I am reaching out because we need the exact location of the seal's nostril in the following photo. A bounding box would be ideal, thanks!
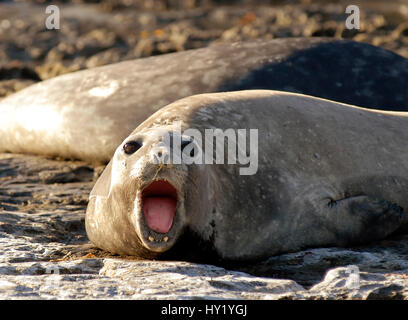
[157,151,162,158]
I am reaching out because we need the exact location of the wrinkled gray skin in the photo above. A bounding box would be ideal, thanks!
[86,90,408,261]
[1,38,408,163]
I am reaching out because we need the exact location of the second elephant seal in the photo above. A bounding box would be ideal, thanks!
[1,38,408,162]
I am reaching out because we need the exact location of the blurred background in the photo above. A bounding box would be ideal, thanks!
[0,0,407,98]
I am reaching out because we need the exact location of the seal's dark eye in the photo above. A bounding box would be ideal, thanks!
[181,138,195,157]
[123,141,142,155]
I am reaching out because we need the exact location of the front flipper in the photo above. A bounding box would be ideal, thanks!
[327,195,404,246]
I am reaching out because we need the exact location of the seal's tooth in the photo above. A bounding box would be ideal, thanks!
[148,236,154,242]
[163,236,169,242]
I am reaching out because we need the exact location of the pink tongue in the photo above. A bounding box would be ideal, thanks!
[143,197,176,233]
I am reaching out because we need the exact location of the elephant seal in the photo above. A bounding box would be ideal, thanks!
[85,90,408,261]
[1,38,408,162]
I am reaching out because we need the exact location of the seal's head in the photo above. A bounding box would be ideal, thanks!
[85,123,209,257]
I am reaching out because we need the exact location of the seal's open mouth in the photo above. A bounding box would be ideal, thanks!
[142,180,178,234]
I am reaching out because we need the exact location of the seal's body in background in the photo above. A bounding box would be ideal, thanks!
[86,90,408,261]
[1,38,408,162]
